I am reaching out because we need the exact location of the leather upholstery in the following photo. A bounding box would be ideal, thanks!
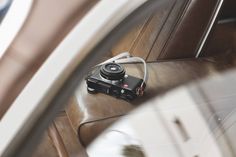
[66,52,236,146]
[0,0,225,118]
[0,0,97,118]
[149,0,223,59]
[201,0,236,57]
[219,0,236,20]
[201,21,236,57]
[111,0,223,61]
[0,0,234,155]
[147,0,223,60]
[32,111,88,157]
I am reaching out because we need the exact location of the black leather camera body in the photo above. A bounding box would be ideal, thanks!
[86,62,145,101]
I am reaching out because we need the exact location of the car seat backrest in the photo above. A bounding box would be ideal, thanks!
[111,0,224,61]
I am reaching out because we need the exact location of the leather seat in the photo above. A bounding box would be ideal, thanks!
[112,0,224,61]
[147,0,224,60]
[201,0,236,57]
[219,0,236,20]
[66,52,236,146]
[65,0,229,147]
[0,0,232,155]
[201,21,236,57]
[0,0,224,118]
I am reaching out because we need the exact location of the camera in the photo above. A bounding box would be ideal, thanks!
[86,62,145,101]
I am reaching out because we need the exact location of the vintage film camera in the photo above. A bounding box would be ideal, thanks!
[86,52,148,101]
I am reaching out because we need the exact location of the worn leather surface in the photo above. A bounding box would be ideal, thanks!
[32,112,88,157]
[111,0,223,61]
[0,0,234,156]
[66,53,236,146]
[200,0,236,57]
[201,21,236,57]
[111,0,177,60]
[0,0,97,119]
[148,0,222,60]
[0,0,228,119]
[219,0,236,20]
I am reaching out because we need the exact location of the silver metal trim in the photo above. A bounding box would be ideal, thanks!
[195,0,224,58]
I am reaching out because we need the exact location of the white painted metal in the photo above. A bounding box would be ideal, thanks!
[195,0,224,58]
[0,0,147,155]
[154,88,223,157]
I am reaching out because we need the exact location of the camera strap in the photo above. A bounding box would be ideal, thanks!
[97,52,130,66]
[97,52,148,95]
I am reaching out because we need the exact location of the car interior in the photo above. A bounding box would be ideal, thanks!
[0,0,236,156]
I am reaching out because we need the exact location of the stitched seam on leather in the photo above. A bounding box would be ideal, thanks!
[129,13,154,57]
[196,0,223,57]
[78,114,124,147]
[157,0,192,59]
[48,122,70,157]
[146,0,178,60]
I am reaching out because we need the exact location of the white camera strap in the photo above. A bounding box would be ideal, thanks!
[97,52,130,66]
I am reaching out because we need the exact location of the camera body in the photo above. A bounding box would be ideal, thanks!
[86,62,145,101]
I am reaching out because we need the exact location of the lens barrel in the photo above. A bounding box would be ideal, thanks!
[100,62,125,80]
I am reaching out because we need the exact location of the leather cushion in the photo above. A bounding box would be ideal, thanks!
[66,54,236,146]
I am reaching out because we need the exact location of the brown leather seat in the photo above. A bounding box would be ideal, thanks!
[0,0,224,118]
[201,21,236,57]
[32,111,89,157]
[219,0,236,20]
[65,0,228,147]
[147,0,224,60]
[0,0,233,155]
[201,0,236,57]
[112,0,223,61]
[66,52,236,146]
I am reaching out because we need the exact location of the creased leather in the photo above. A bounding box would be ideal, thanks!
[66,53,236,146]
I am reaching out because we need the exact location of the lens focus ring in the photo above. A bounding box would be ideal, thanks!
[100,62,125,80]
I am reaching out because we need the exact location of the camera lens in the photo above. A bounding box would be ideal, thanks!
[100,62,125,80]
